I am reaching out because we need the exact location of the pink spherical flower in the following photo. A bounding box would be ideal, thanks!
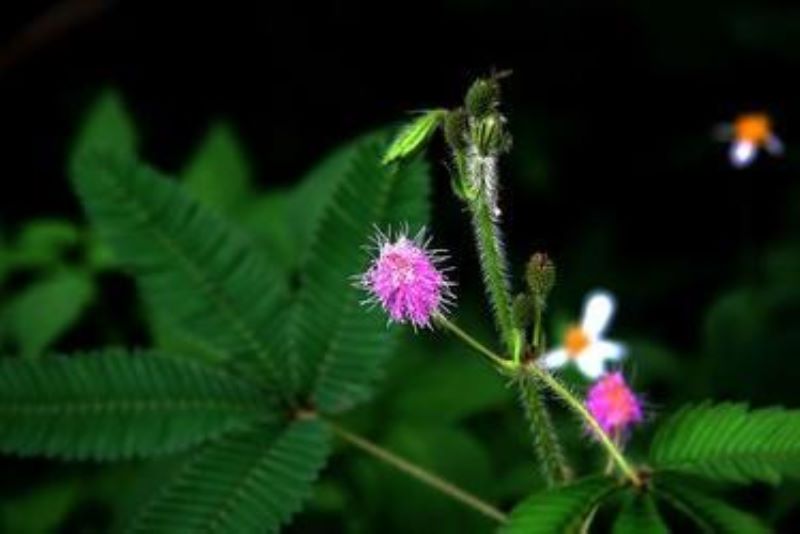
[585,372,643,436]
[359,228,453,329]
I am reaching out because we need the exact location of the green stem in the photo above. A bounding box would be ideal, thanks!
[329,422,508,524]
[434,314,508,369]
[469,197,517,353]
[436,319,642,487]
[516,374,571,486]
[532,303,543,349]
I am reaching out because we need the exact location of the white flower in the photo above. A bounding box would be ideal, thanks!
[540,290,626,380]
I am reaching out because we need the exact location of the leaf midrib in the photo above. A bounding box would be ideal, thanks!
[97,163,282,390]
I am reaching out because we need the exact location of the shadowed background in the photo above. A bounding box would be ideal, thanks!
[0,0,798,531]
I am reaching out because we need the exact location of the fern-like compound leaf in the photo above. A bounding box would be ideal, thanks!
[292,132,430,413]
[0,350,274,460]
[128,419,330,534]
[72,153,291,391]
[650,402,800,484]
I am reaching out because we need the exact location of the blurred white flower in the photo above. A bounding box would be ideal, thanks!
[715,113,783,168]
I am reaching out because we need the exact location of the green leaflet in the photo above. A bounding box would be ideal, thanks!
[501,476,619,534]
[181,122,253,215]
[72,153,291,389]
[0,351,274,460]
[654,474,771,533]
[10,219,82,269]
[649,402,800,484]
[69,88,138,178]
[612,494,669,534]
[382,109,446,165]
[4,270,94,358]
[292,132,430,413]
[128,419,331,534]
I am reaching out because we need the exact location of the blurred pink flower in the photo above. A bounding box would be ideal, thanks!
[359,228,453,328]
[586,372,643,435]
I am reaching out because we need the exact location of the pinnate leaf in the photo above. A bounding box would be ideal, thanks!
[128,419,330,533]
[0,350,274,460]
[650,402,800,484]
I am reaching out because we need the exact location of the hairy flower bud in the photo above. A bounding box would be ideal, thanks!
[465,78,501,119]
[526,252,556,303]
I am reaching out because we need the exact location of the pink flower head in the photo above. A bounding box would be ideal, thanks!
[586,372,643,435]
[359,228,453,328]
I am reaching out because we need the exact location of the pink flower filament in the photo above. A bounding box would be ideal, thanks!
[362,233,450,328]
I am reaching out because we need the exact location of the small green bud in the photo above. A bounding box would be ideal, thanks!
[512,293,533,329]
[465,78,500,118]
[526,252,556,303]
[472,113,509,156]
[444,108,469,152]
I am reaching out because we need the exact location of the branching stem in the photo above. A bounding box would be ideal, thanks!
[329,422,508,524]
[436,318,642,487]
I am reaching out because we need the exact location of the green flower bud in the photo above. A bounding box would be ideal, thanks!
[465,78,500,119]
[526,252,556,303]
[472,112,512,156]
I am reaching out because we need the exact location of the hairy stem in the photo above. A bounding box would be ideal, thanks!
[329,422,508,524]
[468,195,517,354]
[436,319,642,487]
[516,374,571,486]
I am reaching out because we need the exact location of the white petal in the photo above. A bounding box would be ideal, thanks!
[765,134,784,156]
[541,349,568,370]
[593,340,627,361]
[576,351,606,380]
[581,291,616,338]
[730,140,757,168]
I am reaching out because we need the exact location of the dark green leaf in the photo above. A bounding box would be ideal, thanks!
[650,402,800,484]
[72,153,290,388]
[11,219,81,268]
[182,123,253,214]
[655,474,771,533]
[128,419,331,533]
[4,270,94,358]
[501,476,619,534]
[612,494,669,534]
[0,351,273,460]
[69,88,137,178]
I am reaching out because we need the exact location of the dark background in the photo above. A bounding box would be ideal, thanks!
[0,0,799,531]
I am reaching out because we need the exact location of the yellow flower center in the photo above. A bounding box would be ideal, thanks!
[565,325,590,358]
[734,113,772,145]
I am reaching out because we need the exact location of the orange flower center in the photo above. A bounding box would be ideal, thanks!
[564,325,590,358]
[734,114,771,145]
